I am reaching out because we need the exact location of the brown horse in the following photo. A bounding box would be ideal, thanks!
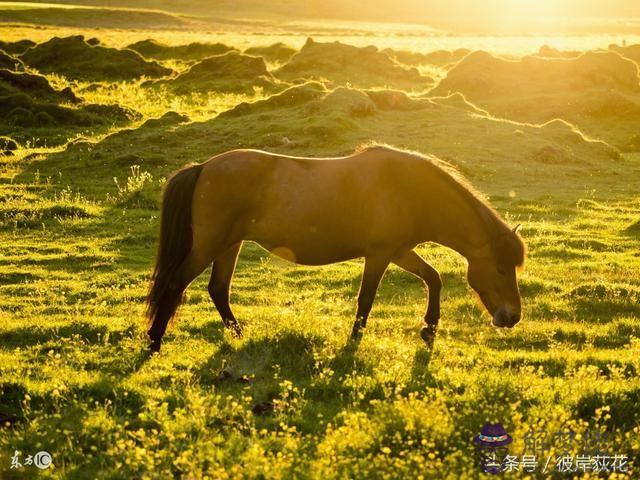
[146,145,525,352]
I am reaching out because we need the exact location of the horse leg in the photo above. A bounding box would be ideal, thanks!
[148,249,213,352]
[208,241,243,337]
[392,250,442,346]
[351,255,390,340]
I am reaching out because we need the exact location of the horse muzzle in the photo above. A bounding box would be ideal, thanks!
[492,307,521,328]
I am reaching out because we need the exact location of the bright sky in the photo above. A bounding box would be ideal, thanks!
[365,0,640,31]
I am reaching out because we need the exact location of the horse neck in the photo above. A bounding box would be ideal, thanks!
[428,191,497,261]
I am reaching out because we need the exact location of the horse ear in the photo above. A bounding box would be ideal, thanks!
[512,224,521,234]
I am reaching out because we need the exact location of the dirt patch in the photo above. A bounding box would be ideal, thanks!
[152,51,280,94]
[275,38,433,90]
[20,35,173,81]
[126,39,236,61]
[245,43,296,63]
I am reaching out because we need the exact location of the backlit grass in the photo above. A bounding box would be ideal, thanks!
[0,10,639,479]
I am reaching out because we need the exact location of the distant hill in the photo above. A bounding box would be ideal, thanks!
[7,0,640,33]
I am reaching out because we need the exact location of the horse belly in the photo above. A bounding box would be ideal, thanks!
[246,215,368,266]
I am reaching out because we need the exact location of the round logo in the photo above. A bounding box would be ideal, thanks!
[33,451,52,469]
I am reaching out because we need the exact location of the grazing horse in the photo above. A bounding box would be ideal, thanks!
[146,145,526,352]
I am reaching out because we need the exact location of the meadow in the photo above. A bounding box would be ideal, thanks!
[0,4,639,479]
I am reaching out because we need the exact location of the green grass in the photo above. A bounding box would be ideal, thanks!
[0,3,192,28]
[0,20,639,480]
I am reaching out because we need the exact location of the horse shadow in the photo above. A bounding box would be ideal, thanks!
[192,329,377,401]
[188,324,441,418]
[195,330,322,386]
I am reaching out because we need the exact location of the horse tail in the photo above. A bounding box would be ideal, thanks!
[146,163,203,333]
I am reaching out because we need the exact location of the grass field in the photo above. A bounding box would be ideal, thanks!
[0,3,639,479]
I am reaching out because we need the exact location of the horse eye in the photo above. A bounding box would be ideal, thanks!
[497,267,506,275]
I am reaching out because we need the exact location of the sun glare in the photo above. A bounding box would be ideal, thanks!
[477,0,569,31]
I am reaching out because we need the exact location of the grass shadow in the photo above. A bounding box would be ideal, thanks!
[0,322,136,349]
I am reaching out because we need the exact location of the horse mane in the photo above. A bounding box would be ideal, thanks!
[359,143,527,267]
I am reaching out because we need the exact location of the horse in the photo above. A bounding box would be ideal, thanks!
[145,145,526,352]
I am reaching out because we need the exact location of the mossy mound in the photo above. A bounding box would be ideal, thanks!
[367,89,429,110]
[0,50,25,71]
[153,51,280,94]
[126,39,236,61]
[384,48,470,67]
[226,83,428,119]
[0,135,17,150]
[430,50,640,150]
[140,111,190,128]
[222,82,327,117]
[561,89,640,119]
[425,92,488,115]
[20,35,173,81]
[538,119,620,161]
[306,87,377,118]
[536,45,581,59]
[432,50,640,98]
[0,69,139,145]
[0,39,35,55]
[624,219,640,236]
[77,81,618,193]
[245,43,296,63]
[275,38,433,90]
[0,94,138,129]
[608,44,640,66]
[0,135,18,155]
[0,69,78,104]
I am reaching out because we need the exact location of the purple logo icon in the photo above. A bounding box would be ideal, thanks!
[474,423,513,474]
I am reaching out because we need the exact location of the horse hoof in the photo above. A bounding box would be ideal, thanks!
[149,339,161,353]
[223,319,243,338]
[420,326,437,347]
[350,328,363,342]
[229,323,243,338]
[232,328,243,338]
